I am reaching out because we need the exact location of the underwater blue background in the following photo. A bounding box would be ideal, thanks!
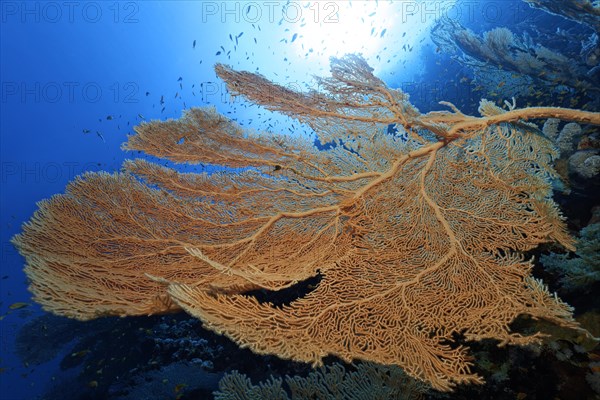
[2,1,598,399]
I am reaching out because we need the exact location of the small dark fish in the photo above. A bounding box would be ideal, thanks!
[138,114,145,119]
[177,77,182,81]
[380,29,386,38]
[216,51,221,55]
[291,33,298,42]
[160,95,164,104]
[237,32,244,38]
[229,34,233,41]
[179,83,182,89]
[71,350,90,358]
[145,91,150,96]
[161,107,165,113]
[82,129,91,134]
[96,131,105,142]
[368,12,375,17]
[106,115,113,120]
[9,302,29,310]
[174,383,187,394]
[174,92,178,98]
[192,39,196,49]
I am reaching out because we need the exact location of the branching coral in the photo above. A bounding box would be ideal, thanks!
[431,17,599,105]
[12,55,600,391]
[523,0,600,34]
[214,362,427,400]
[541,223,600,292]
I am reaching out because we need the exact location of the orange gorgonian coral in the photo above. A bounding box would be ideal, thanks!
[13,55,600,391]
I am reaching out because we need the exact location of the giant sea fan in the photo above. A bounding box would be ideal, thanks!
[13,55,600,391]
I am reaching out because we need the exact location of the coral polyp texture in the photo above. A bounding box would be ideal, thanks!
[13,55,600,391]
